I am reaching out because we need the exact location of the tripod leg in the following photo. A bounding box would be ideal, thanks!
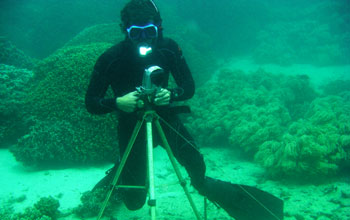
[146,120,157,220]
[154,119,202,220]
[97,119,144,220]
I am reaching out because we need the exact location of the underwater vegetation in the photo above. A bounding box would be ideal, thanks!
[0,196,60,220]
[0,64,34,146]
[10,42,119,166]
[187,68,350,181]
[73,188,114,218]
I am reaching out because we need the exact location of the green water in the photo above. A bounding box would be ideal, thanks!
[1,0,349,219]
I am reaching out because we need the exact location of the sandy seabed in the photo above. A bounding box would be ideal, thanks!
[0,147,232,220]
[221,58,350,87]
[1,145,350,220]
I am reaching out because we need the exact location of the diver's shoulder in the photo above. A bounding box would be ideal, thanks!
[94,41,129,69]
[158,37,183,57]
[158,37,182,56]
[159,37,180,49]
[100,40,129,58]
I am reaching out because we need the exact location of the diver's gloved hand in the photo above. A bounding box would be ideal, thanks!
[116,91,140,113]
[154,88,171,106]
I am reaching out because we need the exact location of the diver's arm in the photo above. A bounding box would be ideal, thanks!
[85,69,118,115]
[167,40,195,102]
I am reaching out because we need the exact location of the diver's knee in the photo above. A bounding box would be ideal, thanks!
[190,176,206,195]
[123,189,147,210]
[124,200,145,210]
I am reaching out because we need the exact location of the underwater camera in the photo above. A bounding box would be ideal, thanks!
[136,65,164,108]
[136,65,190,114]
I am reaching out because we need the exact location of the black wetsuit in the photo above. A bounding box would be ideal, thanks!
[85,37,206,210]
[85,37,284,220]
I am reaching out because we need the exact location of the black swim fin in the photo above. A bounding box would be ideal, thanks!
[92,165,118,192]
[202,177,284,220]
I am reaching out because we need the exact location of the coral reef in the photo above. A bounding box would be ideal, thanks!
[255,95,349,180]
[12,120,110,166]
[64,23,124,47]
[187,68,350,180]
[0,203,13,220]
[274,94,347,179]
[10,43,119,166]
[73,188,114,218]
[0,38,36,69]
[0,64,34,147]
[186,69,314,149]
[0,196,60,220]
[321,79,350,97]
[33,197,60,219]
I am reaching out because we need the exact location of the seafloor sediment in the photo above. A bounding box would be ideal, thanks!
[1,147,349,220]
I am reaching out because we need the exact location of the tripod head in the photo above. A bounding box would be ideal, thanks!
[136,65,191,114]
[138,65,163,94]
[136,65,164,110]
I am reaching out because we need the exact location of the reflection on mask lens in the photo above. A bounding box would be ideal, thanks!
[144,26,157,38]
[129,28,142,39]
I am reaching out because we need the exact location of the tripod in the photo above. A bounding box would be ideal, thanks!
[97,108,203,220]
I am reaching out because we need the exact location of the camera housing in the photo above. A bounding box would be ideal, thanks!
[136,66,164,109]
[138,65,164,95]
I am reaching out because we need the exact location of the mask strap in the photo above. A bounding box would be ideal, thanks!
[149,0,158,13]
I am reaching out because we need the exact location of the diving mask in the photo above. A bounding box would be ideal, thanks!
[127,24,158,41]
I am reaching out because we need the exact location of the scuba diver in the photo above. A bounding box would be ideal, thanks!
[85,0,284,219]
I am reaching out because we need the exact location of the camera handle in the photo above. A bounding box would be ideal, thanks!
[97,110,203,220]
